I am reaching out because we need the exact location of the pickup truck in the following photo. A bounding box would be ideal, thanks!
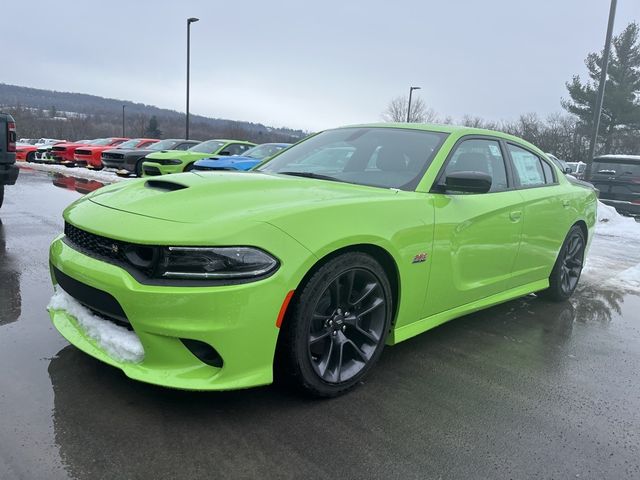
[0,113,19,209]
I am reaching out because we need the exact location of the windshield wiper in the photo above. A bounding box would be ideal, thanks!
[278,171,342,182]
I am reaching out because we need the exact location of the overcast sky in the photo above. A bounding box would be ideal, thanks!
[5,0,639,131]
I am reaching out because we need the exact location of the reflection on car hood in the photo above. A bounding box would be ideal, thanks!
[85,171,396,224]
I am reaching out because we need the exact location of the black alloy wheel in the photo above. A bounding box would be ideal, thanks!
[277,252,392,397]
[540,225,586,301]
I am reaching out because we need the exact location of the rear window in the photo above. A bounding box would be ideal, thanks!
[592,160,640,177]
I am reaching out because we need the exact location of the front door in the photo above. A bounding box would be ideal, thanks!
[423,137,523,317]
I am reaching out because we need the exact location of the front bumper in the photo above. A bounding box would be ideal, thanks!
[0,164,19,185]
[142,161,185,176]
[48,230,308,390]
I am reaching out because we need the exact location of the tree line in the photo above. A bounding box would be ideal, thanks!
[383,22,640,163]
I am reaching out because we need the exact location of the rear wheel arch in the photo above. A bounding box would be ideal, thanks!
[573,219,588,242]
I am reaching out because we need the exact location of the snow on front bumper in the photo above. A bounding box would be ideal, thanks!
[48,288,144,363]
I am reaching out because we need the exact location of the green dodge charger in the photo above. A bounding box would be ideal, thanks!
[141,139,256,176]
[48,124,597,397]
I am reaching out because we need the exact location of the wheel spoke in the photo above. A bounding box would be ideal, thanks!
[309,330,330,345]
[345,339,369,362]
[316,338,334,378]
[344,270,356,305]
[351,282,376,306]
[357,297,384,318]
[330,278,341,308]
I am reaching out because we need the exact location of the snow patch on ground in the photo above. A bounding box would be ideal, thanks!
[19,162,131,184]
[595,200,640,240]
[48,288,144,363]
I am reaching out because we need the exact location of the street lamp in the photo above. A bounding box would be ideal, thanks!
[122,105,126,137]
[186,17,200,140]
[407,86,421,123]
[584,0,617,181]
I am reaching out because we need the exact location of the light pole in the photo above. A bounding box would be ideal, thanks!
[585,0,617,181]
[406,86,421,123]
[122,105,126,137]
[186,17,199,140]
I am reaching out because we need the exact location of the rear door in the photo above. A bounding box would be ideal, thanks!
[505,143,574,288]
[423,137,524,317]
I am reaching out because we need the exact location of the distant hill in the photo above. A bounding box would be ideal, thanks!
[0,83,307,143]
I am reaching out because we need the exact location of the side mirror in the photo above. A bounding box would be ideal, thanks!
[444,171,492,193]
[564,167,572,174]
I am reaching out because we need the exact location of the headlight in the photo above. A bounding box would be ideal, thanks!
[157,247,278,279]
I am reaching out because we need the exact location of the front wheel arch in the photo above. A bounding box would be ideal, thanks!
[291,244,399,328]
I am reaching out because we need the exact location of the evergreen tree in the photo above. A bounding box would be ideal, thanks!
[145,115,162,137]
[562,22,640,153]
[49,105,57,118]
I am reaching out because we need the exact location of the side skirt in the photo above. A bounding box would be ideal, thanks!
[388,279,549,345]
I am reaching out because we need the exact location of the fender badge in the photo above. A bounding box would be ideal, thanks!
[412,252,428,263]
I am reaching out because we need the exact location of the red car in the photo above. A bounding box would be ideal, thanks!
[50,139,101,164]
[73,137,131,169]
[78,137,160,170]
[16,144,38,162]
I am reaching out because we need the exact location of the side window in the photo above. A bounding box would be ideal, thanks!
[443,138,508,192]
[540,160,555,184]
[176,143,192,150]
[508,144,545,187]
[220,144,247,156]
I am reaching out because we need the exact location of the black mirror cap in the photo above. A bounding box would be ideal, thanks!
[564,167,573,174]
[444,171,492,193]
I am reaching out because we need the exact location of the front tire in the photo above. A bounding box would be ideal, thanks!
[277,252,393,397]
[26,152,35,162]
[539,225,586,302]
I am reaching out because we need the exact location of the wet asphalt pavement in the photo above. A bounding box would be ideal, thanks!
[1,168,640,479]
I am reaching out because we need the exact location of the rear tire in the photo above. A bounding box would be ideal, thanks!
[276,252,393,397]
[538,225,586,302]
[26,152,35,163]
[0,185,4,209]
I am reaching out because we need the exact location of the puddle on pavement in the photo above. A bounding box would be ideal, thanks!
[51,173,107,194]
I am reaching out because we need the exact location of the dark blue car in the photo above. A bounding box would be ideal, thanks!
[193,143,291,171]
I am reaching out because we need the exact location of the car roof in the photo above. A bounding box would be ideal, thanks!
[336,123,545,154]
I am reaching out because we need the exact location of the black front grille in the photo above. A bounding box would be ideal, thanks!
[75,149,91,155]
[103,152,124,160]
[63,223,157,278]
[52,264,130,327]
[143,166,161,176]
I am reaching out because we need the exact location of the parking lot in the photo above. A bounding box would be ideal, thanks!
[0,168,638,479]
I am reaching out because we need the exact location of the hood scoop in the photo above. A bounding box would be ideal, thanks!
[145,180,189,192]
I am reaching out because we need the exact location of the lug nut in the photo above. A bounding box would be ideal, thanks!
[332,331,338,336]
[341,325,346,332]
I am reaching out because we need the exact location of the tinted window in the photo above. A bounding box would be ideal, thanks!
[258,127,447,190]
[189,140,224,154]
[541,160,555,183]
[175,143,193,151]
[443,139,508,192]
[221,144,251,156]
[508,144,545,187]
[592,160,640,177]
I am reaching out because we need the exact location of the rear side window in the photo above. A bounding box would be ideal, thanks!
[540,160,555,183]
[176,143,193,150]
[508,144,547,187]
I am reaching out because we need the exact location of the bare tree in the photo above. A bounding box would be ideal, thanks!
[382,95,438,123]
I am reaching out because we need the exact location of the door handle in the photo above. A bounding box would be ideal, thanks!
[509,210,522,222]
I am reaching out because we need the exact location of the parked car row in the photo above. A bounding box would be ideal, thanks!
[18,134,292,177]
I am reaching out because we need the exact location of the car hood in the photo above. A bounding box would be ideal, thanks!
[86,171,398,224]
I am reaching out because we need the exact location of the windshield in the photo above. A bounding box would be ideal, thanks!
[188,140,225,154]
[147,139,178,151]
[91,138,116,146]
[116,139,141,149]
[592,160,640,177]
[257,127,447,190]
[244,144,289,159]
